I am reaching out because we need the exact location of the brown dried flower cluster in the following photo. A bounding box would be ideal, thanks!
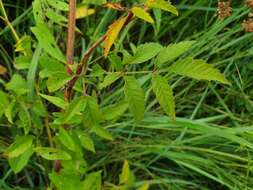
[217,1,232,19]
[246,0,253,9]
[242,0,253,32]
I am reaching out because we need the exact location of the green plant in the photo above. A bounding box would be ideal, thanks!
[0,0,232,189]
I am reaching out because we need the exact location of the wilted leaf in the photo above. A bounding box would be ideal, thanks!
[103,3,126,11]
[104,16,127,57]
[76,6,95,19]
[0,65,7,75]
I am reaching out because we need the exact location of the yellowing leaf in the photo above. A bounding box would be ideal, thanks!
[104,16,127,57]
[131,6,154,24]
[137,182,150,190]
[103,3,126,11]
[145,0,178,16]
[0,65,7,75]
[119,160,130,184]
[76,6,95,19]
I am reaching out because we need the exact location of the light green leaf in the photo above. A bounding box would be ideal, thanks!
[78,133,95,153]
[4,100,16,124]
[46,0,68,11]
[81,171,102,190]
[83,96,103,126]
[102,100,128,121]
[64,97,87,123]
[119,160,130,184]
[155,41,195,66]
[5,74,28,95]
[92,125,113,141]
[145,0,178,15]
[99,72,122,89]
[31,22,65,62]
[131,6,154,24]
[9,147,34,174]
[137,182,150,190]
[124,76,145,122]
[0,90,9,117]
[152,74,175,119]
[46,9,68,24]
[47,72,72,92]
[57,127,76,151]
[169,57,231,85]
[128,43,162,64]
[5,136,33,158]
[39,94,68,110]
[35,147,72,160]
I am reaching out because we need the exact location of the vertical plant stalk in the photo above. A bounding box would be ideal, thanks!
[66,0,76,75]
[0,0,19,42]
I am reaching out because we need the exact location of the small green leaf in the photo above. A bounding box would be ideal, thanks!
[64,97,87,123]
[9,147,34,174]
[35,147,72,160]
[57,127,76,151]
[131,6,154,24]
[46,0,69,11]
[5,74,28,95]
[169,57,231,85]
[99,72,122,89]
[39,94,68,110]
[78,133,95,153]
[124,76,145,122]
[0,90,9,117]
[47,72,72,92]
[83,96,103,126]
[81,171,102,190]
[155,41,195,66]
[46,9,68,24]
[102,100,128,121]
[120,160,130,184]
[4,100,16,124]
[152,74,175,119]
[137,182,150,190]
[128,43,162,64]
[31,22,65,62]
[92,125,114,141]
[146,0,178,15]
[5,136,33,158]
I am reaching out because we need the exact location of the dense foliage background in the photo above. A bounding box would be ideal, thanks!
[1,0,253,189]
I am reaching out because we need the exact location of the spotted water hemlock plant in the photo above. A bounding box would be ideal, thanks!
[0,0,230,189]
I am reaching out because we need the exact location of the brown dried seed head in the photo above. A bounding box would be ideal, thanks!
[242,19,253,32]
[217,1,232,19]
[246,0,253,9]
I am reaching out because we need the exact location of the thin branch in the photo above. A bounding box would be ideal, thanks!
[64,12,134,101]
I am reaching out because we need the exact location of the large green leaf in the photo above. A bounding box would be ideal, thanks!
[47,72,72,92]
[57,127,76,151]
[169,57,231,85]
[5,136,33,158]
[9,147,34,174]
[35,147,72,160]
[145,0,178,15]
[124,76,145,122]
[83,96,103,126]
[31,22,65,62]
[131,6,154,24]
[155,41,195,66]
[152,74,175,119]
[128,43,162,64]
[39,94,68,110]
[0,90,9,117]
[5,74,28,95]
[99,72,122,89]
